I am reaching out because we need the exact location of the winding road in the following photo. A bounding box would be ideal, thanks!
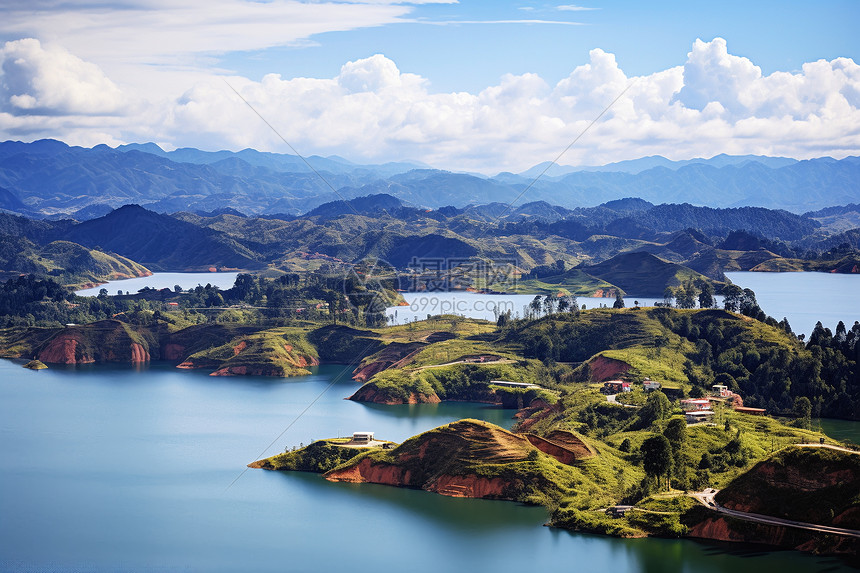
[689,444,860,541]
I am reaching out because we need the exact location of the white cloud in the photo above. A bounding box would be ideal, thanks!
[1,37,859,172]
[0,39,128,116]
[557,4,598,11]
[0,1,446,101]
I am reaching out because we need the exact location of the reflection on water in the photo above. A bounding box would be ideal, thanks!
[276,470,548,532]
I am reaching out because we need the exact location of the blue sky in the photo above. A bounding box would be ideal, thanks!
[223,1,857,92]
[0,1,857,172]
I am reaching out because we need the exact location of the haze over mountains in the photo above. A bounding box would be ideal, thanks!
[0,139,857,219]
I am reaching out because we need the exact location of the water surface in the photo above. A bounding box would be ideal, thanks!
[725,271,860,336]
[0,360,852,572]
[76,271,239,296]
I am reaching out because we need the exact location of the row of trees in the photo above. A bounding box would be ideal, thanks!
[0,271,396,329]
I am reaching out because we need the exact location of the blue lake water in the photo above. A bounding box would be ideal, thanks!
[725,271,860,336]
[75,272,239,296]
[387,272,860,337]
[0,359,853,572]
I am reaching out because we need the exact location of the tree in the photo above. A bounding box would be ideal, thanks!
[543,294,556,316]
[638,391,671,426]
[793,396,812,429]
[566,294,579,314]
[722,283,743,312]
[696,280,714,309]
[662,287,675,307]
[739,288,760,317]
[663,417,687,452]
[642,434,673,491]
[675,281,697,309]
[535,335,555,363]
[529,295,542,318]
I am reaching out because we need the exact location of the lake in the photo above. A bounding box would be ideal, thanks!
[725,271,860,336]
[0,359,852,572]
[76,271,860,338]
[75,272,239,297]
[387,292,671,325]
[388,272,860,337]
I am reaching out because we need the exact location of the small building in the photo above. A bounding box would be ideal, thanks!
[602,380,631,394]
[642,379,661,391]
[681,399,711,412]
[606,505,634,518]
[685,410,715,424]
[712,384,733,398]
[733,406,766,416]
[352,431,374,443]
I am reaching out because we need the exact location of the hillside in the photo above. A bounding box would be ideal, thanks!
[61,205,263,271]
[715,447,860,529]
[266,419,584,506]
[0,237,151,287]
[577,252,712,296]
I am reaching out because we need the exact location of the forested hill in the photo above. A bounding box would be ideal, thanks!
[0,139,857,217]
[1,198,858,292]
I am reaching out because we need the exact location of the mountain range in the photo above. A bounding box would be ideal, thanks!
[0,139,857,218]
[2,194,858,295]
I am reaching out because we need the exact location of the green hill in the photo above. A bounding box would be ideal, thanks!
[62,204,263,271]
[578,251,715,296]
[0,236,151,288]
[715,446,860,529]
[512,268,616,296]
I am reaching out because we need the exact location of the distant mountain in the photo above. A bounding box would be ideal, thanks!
[0,140,857,217]
[600,197,654,212]
[116,142,429,177]
[0,185,29,214]
[606,204,819,241]
[517,153,799,178]
[307,193,405,218]
[61,204,263,271]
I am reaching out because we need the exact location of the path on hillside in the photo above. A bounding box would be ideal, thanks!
[689,489,860,539]
[605,394,639,408]
[412,358,516,371]
[793,443,860,455]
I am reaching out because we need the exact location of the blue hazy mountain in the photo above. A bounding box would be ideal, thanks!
[0,139,856,218]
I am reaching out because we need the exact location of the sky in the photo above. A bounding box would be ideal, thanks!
[0,0,858,173]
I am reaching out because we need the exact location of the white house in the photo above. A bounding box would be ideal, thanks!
[352,432,374,443]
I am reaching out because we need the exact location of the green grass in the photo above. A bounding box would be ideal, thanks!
[257,439,367,473]
[511,268,616,296]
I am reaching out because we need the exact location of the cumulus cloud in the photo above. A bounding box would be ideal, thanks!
[1,37,859,172]
[0,39,128,116]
